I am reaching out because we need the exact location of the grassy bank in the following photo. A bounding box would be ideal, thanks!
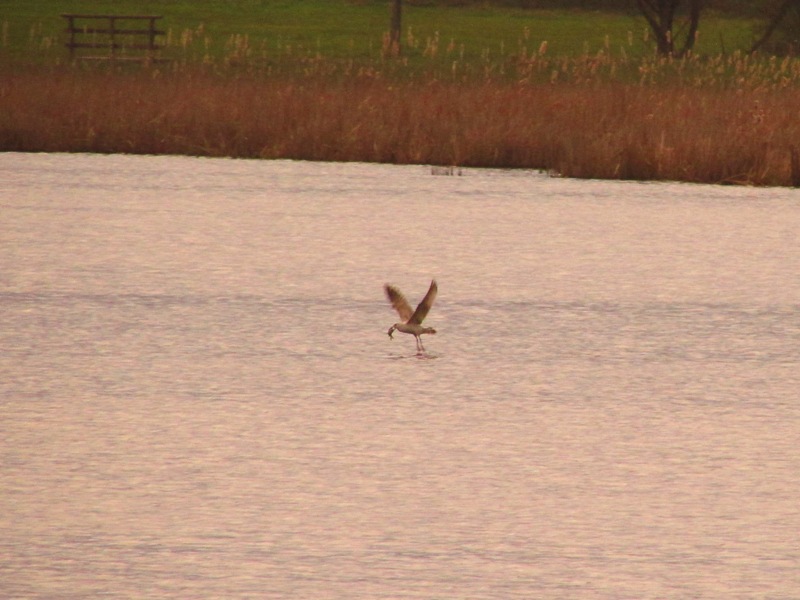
[3,68,799,186]
[2,1,799,186]
[3,0,759,65]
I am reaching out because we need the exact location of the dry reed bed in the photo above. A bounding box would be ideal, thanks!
[2,69,800,186]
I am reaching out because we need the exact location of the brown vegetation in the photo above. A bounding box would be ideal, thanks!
[2,67,800,186]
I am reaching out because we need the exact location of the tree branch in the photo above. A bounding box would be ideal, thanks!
[750,0,797,53]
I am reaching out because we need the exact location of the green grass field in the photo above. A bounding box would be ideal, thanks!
[2,0,759,66]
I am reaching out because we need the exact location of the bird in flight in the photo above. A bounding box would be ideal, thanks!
[384,279,438,353]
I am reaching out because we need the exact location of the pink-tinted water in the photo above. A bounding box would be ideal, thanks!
[2,153,799,598]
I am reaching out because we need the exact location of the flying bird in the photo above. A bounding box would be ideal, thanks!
[384,279,438,352]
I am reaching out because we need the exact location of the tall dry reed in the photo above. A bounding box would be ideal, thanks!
[2,68,799,186]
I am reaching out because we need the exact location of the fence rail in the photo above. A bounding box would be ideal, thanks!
[62,14,166,63]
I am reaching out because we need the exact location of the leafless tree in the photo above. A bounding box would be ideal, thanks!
[750,0,800,54]
[635,0,703,56]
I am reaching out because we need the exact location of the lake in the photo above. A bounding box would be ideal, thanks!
[1,152,799,598]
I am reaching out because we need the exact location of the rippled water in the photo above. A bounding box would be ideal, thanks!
[2,153,799,598]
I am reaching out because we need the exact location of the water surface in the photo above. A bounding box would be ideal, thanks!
[2,153,799,598]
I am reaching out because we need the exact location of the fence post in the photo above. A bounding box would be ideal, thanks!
[109,16,116,60]
[66,14,76,60]
[148,17,157,61]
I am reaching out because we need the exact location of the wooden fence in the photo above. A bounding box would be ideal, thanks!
[62,14,166,63]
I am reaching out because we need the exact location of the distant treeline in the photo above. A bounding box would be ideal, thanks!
[406,0,764,17]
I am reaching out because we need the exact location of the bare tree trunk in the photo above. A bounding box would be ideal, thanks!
[750,0,796,53]
[636,0,704,56]
[389,0,402,56]
[636,0,674,54]
[679,0,703,56]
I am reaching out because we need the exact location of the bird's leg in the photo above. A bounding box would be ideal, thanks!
[416,336,425,352]
[387,326,395,339]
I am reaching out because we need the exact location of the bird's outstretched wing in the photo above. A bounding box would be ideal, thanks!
[410,280,437,324]
[385,284,414,322]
